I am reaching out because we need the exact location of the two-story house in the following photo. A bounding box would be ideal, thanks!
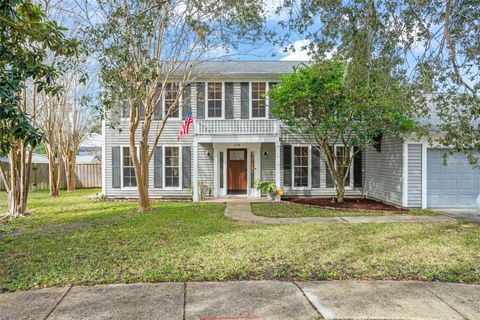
[102,61,480,209]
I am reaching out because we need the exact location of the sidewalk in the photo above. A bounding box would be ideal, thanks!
[224,202,455,224]
[1,280,479,319]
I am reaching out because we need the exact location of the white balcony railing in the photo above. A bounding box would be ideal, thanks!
[194,119,279,135]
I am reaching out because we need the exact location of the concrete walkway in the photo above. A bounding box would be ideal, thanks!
[1,280,479,319]
[224,202,455,224]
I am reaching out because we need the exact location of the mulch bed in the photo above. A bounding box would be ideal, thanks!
[282,197,407,212]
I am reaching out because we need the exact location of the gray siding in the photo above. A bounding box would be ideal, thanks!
[197,143,214,188]
[363,136,404,206]
[103,84,195,198]
[261,143,275,183]
[407,144,422,207]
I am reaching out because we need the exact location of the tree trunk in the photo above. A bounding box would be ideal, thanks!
[336,183,345,203]
[5,142,31,217]
[130,140,151,212]
[64,151,76,192]
[46,144,61,197]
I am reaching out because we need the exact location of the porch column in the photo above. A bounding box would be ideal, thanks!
[275,141,281,202]
[192,140,199,201]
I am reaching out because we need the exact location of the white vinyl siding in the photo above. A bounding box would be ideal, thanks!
[363,136,404,206]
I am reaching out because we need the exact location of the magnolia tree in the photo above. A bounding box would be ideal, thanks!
[269,60,416,202]
[272,0,480,162]
[0,0,77,216]
[86,0,265,211]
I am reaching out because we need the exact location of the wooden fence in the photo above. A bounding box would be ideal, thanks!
[0,162,101,191]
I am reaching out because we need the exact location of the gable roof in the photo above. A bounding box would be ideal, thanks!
[191,61,305,76]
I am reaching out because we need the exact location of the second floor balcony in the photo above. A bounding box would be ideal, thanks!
[194,119,279,136]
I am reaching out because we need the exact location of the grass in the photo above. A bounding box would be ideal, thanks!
[251,202,440,218]
[0,189,479,291]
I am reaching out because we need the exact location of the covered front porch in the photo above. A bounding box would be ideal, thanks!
[192,135,281,202]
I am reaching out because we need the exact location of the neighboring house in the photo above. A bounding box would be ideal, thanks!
[1,153,49,164]
[76,154,101,164]
[79,133,103,159]
[102,61,480,208]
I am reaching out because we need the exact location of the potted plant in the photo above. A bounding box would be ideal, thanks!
[254,180,278,200]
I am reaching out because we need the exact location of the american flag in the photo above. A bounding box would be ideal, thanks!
[177,109,193,141]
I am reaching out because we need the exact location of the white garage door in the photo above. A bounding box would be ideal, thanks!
[427,149,480,208]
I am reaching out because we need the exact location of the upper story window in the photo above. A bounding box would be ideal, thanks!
[251,82,267,118]
[165,83,180,118]
[122,146,137,187]
[207,82,222,118]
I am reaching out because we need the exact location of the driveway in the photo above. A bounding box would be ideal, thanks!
[436,208,480,224]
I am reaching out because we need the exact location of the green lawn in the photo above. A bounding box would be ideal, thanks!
[251,202,439,218]
[0,189,479,291]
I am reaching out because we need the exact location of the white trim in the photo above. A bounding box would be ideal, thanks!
[249,81,269,119]
[205,81,224,119]
[212,143,261,197]
[101,119,106,196]
[162,145,182,190]
[275,141,281,201]
[120,145,140,190]
[421,143,428,209]
[291,144,311,190]
[195,135,279,143]
[402,143,409,207]
[192,140,199,201]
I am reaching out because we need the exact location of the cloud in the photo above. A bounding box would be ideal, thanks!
[280,39,311,61]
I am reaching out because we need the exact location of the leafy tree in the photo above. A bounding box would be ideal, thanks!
[269,60,416,202]
[87,0,265,211]
[272,0,480,162]
[0,0,77,216]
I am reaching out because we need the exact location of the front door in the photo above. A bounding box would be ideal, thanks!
[227,149,247,194]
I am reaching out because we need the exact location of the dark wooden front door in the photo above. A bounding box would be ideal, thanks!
[227,149,247,194]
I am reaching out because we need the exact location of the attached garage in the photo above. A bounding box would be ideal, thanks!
[427,149,480,208]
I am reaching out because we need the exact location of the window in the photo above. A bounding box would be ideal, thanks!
[251,82,267,118]
[207,82,222,118]
[164,146,180,187]
[293,146,309,187]
[335,145,351,187]
[122,146,136,187]
[165,83,180,118]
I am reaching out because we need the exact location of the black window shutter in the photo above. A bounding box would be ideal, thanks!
[225,82,234,119]
[268,82,277,118]
[154,147,163,188]
[196,82,205,119]
[326,146,334,188]
[283,145,292,187]
[353,147,363,188]
[153,85,163,120]
[312,146,320,188]
[240,82,249,119]
[139,102,145,120]
[122,101,129,118]
[182,146,191,188]
[112,146,121,188]
[182,84,191,119]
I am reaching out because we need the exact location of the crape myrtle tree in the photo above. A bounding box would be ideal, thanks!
[87,0,265,211]
[269,59,416,202]
[272,0,480,163]
[0,0,77,217]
